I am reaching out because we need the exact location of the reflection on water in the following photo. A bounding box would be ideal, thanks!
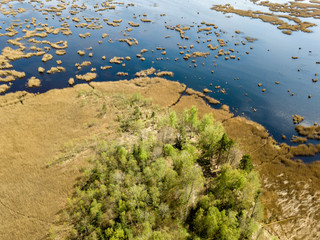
[0,0,319,161]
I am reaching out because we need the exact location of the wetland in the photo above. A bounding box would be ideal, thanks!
[0,0,319,160]
[0,0,320,239]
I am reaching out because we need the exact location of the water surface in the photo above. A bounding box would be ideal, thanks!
[0,0,319,161]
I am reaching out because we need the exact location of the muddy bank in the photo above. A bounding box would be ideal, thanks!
[0,77,319,240]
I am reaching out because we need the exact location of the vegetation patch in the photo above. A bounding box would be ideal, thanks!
[57,97,263,240]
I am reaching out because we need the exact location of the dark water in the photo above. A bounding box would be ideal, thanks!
[0,0,319,161]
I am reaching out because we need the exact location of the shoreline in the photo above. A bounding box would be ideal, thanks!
[0,77,320,239]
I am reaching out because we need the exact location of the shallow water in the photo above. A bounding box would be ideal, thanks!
[0,0,319,161]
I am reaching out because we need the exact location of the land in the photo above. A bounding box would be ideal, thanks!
[0,77,319,239]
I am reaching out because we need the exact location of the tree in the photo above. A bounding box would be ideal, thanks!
[239,154,253,173]
[169,111,178,128]
[191,199,241,240]
[175,125,186,150]
[184,106,199,131]
[198,121,224,164]
[212,165,246,210]
[216,133,235,165]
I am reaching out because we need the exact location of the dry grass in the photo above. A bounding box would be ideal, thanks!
[223,116,320,239]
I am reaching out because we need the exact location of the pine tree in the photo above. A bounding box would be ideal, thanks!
[239,154,254,173]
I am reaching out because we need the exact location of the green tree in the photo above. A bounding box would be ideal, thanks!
[197,113,215,132]
[212,165,246,210]
[191,198,241,240]
[169,111,178,128]
[239,154,253,173]
[198,121,224,163]
[216,133,235,165]
[184,106,199,131]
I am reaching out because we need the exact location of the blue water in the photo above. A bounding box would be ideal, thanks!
[0,0,319,161]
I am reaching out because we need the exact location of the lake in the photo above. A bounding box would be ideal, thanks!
[0,0,319,161]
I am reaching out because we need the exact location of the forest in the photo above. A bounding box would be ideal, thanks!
[63,94,263,240]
